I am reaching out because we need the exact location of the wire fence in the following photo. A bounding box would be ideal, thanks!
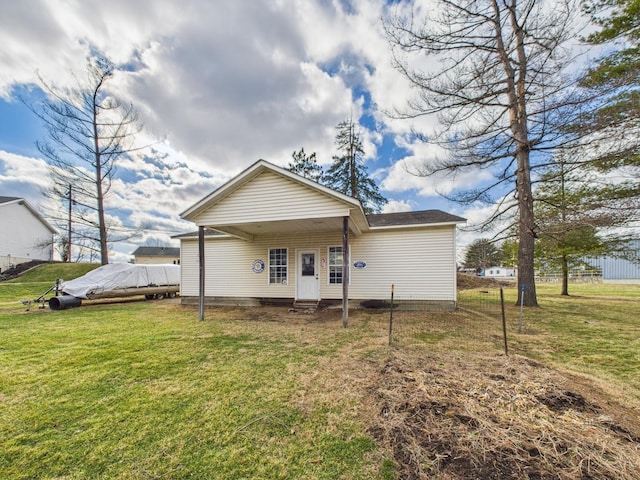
[387,286,509,354]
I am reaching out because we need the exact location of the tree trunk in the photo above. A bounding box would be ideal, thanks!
[93,98,109,265]
[515,154,539,307]
[560,255,569,296]
[503,0,538,307]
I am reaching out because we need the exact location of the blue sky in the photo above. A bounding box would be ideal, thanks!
[0,0,495,262]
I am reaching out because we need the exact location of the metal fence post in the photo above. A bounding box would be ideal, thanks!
[500,287,508,356]
[518,284,525,333]
[388,284,394,346]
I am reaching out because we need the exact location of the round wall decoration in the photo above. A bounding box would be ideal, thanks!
[252,259,265,273]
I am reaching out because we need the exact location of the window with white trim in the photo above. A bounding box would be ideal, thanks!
[269,248,287,284]
[328,246,343,284]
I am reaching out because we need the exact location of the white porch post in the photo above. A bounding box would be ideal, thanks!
[342,215,349,327]
[198,226,205,321]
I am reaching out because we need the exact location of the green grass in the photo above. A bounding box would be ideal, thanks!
[0,287,389,478]
[0,266,639,478]
[0,313,377,478]
[0,263,98,307]
[502,282,640,395]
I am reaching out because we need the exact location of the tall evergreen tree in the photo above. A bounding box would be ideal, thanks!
[323,119,387,214]
[463,238,503,273]
[535,154,633,295]
[287,148,323,182]
[579,0,640,209]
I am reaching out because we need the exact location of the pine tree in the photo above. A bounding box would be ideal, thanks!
[464,239,502,273]
[579,0,640,209]
[535,154,633,295]
[287,148,323,182]
[322,119,387,214]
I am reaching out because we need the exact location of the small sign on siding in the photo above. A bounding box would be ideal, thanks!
[353,260,367,269]
[252,259,265,273]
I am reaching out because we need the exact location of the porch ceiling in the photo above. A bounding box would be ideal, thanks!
[205,216,363,240]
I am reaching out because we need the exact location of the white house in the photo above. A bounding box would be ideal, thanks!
[177,160,465,321]
[132,246,181,265]
[0,196,57,273]
[481,266,516,278]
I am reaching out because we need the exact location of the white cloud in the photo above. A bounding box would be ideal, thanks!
[0,150,51,208]
[381,199,414,213]
[0,0,513,261]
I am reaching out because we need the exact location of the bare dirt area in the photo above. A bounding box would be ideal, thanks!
[367,349,640,480]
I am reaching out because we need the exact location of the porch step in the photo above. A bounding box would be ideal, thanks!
[292,299,320,311]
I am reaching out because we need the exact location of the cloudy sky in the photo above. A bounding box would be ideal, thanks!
[0,0,492,262]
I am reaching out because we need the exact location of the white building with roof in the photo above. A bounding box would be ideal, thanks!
[0,196,57,272]
[176,160,466,319]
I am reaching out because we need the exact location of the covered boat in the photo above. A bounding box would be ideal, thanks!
[59,263,180,300]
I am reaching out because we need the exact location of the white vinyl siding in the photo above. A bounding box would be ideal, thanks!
[180,226,457,301]
[349,226,456,299]
[0,202,54,262]
[193,172,352,225]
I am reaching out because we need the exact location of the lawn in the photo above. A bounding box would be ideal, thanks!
[0,266,638,479]
[506,282,640,396]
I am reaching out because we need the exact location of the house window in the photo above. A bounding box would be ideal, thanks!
[269,248,287,284]
[328,246,343,284]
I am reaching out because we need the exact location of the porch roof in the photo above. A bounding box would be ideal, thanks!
[180,160,370,240]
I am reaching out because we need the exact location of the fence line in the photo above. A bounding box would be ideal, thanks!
[387,286,508,354]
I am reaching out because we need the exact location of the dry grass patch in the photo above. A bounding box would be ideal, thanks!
[369,349,640,480]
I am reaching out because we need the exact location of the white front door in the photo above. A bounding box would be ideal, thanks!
[297,250,319,300]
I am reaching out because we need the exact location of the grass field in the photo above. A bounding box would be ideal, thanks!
[0,266,638,478]
[508,282,640,396]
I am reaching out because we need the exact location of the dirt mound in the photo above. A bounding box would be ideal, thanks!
[457,272,510,290]
[369,350,640,479]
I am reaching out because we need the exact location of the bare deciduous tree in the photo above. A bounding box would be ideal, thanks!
[31,55,144,264]
[385,0,586,306]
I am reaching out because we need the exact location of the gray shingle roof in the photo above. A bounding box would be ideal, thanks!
[132,246,180,256]
[366,210,466,227]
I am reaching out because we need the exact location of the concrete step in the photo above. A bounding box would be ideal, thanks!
[292,299,320,311]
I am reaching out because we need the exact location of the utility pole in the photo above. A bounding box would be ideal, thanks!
[67,184,72,262]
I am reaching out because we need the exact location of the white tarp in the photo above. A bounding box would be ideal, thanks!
[61,263,180,299]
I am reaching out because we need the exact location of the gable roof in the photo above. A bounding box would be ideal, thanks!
[179,160,466,238]
[0,196,21,204]
[0,196,57,233]
[181,159,371,238]
[132,246,180,257]
[181,159,363,219]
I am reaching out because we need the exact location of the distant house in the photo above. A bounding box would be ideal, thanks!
[481,266,516,278]
[132,246,180,265]
[0,196,56,273]
[176,160,465,316]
